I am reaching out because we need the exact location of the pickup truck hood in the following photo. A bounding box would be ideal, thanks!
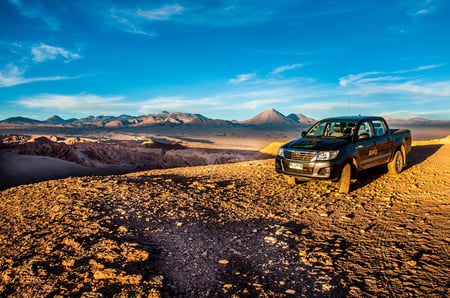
[284,137,350,151]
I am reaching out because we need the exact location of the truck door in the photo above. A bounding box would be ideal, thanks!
[355,121,377,169]
[371,119,392,165]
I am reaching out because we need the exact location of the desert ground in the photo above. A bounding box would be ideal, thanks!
[0,132,449,297]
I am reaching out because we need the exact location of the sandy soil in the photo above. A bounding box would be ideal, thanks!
[0,143,449,297]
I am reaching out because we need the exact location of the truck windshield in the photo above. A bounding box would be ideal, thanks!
[306,121,356,139]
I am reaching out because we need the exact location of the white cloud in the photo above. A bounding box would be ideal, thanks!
[414,0,439,15]
[339,71,381,87]
[392,64,444,73]
[136,5,184,20]
[0,64,76,87]
[363,80,450,97]
[32,44,81,63]
[8,0,60,30]
[339,65,450,97]
[228,73,256,84]
[271,63,304,75]
[139,96,219,114]
[17,93,128,113]
[292,101,378,112]
[406,0,439,16]
[340,64,444,87]
[17,93,219,115]
[108,4,185,36]
[226,98,288,110]
[381,109,450,119]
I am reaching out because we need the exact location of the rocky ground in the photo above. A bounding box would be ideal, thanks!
[0,144,449,297]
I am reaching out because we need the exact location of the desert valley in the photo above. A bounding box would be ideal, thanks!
[0,109,449,297]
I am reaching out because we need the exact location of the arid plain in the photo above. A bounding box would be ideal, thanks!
[0,111,449,297]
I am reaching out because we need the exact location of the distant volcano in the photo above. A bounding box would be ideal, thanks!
[241,108,296,126]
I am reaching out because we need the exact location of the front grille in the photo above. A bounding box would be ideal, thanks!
[284,150,316,161]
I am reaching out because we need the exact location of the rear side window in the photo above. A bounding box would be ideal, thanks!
[372,120,387,136]
[357,121,373,138]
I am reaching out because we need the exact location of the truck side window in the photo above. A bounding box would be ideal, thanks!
[372,120,386,136]
[357,121,373,138]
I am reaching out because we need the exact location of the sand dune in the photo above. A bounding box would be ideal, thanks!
[0,151,133,190]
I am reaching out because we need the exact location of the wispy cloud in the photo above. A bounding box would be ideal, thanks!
[31,44,81,63]
[228,73,256,84]
[136,4,184,20]
[380,109,450,120]
[139,96,218,114]
[16,93,219,115]
[105,1,308,34]
[229,63,308,85]
[392,64,444,73]
[271,63,304,75]
[339,64,447,95]
[108,4,184,36]
[0,64,77,87]
[8,0,60,30]
[17,93,128,113]
[224,98,289,110]
[411,0,439,15]
[349,80,450,97]
[339,64,444,87]
[293,101,379,112]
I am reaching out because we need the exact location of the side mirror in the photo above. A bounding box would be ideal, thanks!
[358,133,370,140]
[301,131,306,137]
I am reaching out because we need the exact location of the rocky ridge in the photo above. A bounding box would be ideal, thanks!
[0,136,266,169]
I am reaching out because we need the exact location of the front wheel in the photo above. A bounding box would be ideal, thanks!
[339,163,352,193]
[388,150,404,175]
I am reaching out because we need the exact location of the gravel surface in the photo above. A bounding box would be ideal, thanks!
[0,144,449,297]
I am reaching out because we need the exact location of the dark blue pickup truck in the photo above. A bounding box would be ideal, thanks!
[275,116,411,193]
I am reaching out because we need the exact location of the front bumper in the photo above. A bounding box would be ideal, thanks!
[275,156,341,180]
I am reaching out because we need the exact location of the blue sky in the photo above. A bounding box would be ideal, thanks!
[1,0,450,121]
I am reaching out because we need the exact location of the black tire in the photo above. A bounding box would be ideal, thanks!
[286,175,296,185]
[339,163,352,193]
[388,150,404,175]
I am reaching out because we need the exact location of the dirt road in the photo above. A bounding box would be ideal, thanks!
[0,144,449,297]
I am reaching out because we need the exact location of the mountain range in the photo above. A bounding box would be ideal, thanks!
[0,108,317,128]
[0,108,448,129]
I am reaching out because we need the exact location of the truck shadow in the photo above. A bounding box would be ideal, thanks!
[352,144,443,191]
[405,144,443,168]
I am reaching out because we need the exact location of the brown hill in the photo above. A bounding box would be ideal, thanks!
[286,113,317,125]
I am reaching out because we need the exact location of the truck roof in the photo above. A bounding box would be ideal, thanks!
[320,116,384,122]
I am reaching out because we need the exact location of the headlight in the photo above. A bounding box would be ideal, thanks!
[316,150,339,160]
[277,147,284,157]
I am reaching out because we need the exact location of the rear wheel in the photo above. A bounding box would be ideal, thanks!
[339,163,352,193]
[388,150,404,175]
